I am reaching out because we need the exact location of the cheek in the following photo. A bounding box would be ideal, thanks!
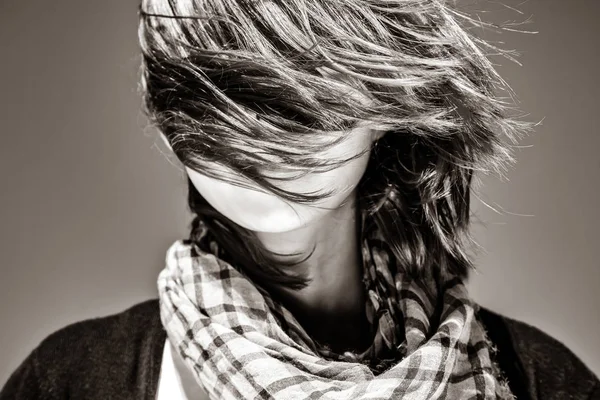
[186,167,307,232]
[310,148,372,205]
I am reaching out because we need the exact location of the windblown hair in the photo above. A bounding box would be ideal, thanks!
[138,0,533,290]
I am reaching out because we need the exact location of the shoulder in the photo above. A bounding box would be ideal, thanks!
[478,307,599,400]
[39,298,163,350]
[34,299,165,370]
[1,299,166,400]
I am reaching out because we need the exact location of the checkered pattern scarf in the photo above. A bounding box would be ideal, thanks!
[158,221,513,399]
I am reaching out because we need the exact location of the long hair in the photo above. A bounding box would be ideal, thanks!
[138,0,534,291]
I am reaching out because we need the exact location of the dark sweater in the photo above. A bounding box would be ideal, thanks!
[1,299,598,399]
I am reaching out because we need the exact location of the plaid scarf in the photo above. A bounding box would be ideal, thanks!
[158,220,513,399]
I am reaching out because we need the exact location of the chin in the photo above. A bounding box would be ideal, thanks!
[233,206,315,234]
[241,213,307,234]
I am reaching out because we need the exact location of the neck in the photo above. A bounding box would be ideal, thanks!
[255,192,369,352]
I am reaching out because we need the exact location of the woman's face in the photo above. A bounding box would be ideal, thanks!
[185,123,382,233]
[184,66,384,234]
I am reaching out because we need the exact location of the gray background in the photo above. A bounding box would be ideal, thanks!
[1,0,598,386]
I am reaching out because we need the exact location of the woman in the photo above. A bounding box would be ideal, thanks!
[2,0,598,399]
